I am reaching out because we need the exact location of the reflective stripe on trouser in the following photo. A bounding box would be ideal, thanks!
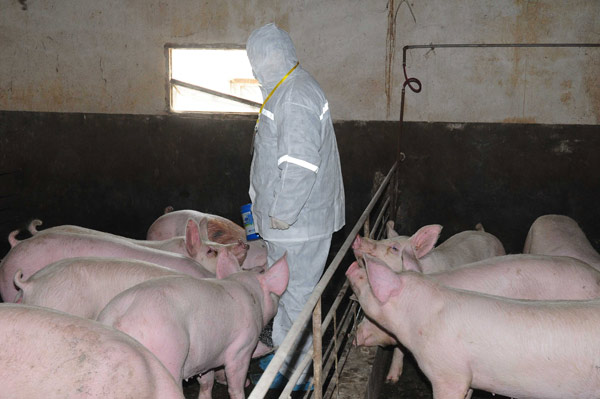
[266,235,332,384]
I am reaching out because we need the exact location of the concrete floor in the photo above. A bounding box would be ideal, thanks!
[182,357,309,399]
[181,345,514,399]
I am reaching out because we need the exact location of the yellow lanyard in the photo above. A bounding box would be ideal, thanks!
[251,61,299,154]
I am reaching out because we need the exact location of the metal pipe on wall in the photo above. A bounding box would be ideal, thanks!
[397,42,600,165]
[393,41,600,231]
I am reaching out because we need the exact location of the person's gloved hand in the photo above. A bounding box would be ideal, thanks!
[270,217,290,230]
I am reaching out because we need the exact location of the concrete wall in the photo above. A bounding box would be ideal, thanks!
[1,1,598,123]
[1,1,599,256]
[0,111,397,258]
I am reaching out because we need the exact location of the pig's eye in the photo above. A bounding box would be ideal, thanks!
[207,248,218,257]
[390,245,400,255]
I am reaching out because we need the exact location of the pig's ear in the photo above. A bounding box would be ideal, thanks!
[185,219,201,257]
[386,220,399,238]
[401,245,422,272]
[352,234,362,251]
[365,255,402,303]
[261,252,290,296]
[231,239,249,265]
[410,224,442,259]
[196,217,210,242]
[216,249,241,279]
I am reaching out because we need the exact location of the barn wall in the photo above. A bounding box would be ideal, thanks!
[1,1,599,258]
[0,111,397,257]
[0,1,598,123]
[2,112,598,258]
[396,122,600,254]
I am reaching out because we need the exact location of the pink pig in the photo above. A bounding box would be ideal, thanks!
[146,209,268,270]
[524,214,600,271]
[97,250,289,399]
[0,304,184,399]
[14,257,184,319]
[352,224,505,273]
[347,258,600,399]
[0,229,213,302]
[355,253,600,382]
[147,209,245,241]
[25,218,250,273]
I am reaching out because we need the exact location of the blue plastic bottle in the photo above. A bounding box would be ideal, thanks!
[241,203,260,241]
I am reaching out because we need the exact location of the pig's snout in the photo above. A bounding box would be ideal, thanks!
[346,261,360,277]
[352,235,376,257]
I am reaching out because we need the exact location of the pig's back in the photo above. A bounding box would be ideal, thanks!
[19,257,183,319]
[432,254,600,300]
[97,275,251,379]
[524,214,600,271]
[406,276,600,399]
[452,295,600,399]
[1,232,211,302]
[422,231,505,273]
[146,210,245,242]
[0,304,184,399]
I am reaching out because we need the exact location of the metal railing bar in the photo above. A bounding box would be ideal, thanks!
[322,302,360,399]
[322,290,356,363]
[249,161,397,399]
[370,197,391,240]
[320,299,358,378]
[277,271,358,397]
[317,283,356,396]
[312,299,323,399]
[322,280,352,332]
[279,297,358,399]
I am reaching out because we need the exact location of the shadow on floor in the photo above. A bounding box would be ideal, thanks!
[377,350,512,399]
[183,357,309,399]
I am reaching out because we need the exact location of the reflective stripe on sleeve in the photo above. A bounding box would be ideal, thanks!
[261,108,274,120]
[319,102,329,120]
[278,155,319,173]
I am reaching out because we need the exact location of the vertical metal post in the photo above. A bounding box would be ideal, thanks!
[363,218,370,240]
[312,298,323,399]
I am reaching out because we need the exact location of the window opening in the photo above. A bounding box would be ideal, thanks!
[168,46,262,113]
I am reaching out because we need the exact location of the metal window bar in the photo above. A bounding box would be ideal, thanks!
[249,161,397,399]
[170,78,262,109]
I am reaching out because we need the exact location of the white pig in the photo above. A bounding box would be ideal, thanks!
[13,257,183,319]
[355,253,600,382]
[0,229,213,302]
[97,250,289,399]
[25,218,250,272]
[523,214,600,271]
[0,304,184,399]
[353,224,506,273]
[145,209,268,270]
[347,258,600,399]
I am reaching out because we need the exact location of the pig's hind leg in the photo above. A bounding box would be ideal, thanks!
[223,350,253,399]
[430,379,472,399]
[197,370,215,399]
[385,347,404,383]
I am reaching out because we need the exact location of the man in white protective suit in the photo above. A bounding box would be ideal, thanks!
[246,23,345,391]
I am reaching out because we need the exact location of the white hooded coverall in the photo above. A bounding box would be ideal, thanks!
[246,23,345,383]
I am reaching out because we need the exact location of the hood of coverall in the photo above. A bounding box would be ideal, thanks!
[246,23,299,95]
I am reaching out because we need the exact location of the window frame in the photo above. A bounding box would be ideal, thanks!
[164,43,262,115]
